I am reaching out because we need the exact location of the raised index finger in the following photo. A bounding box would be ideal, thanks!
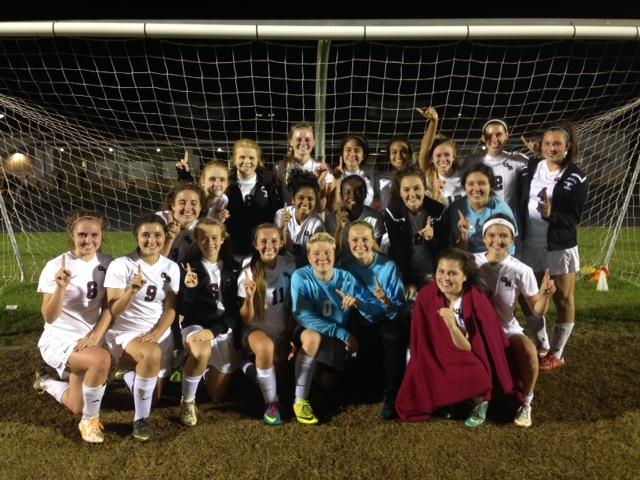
[457,209,465,221]
[137,264,142,276]
[186,262,192,274]
[335,289,346,298]
[374,277,383,289]
[61,254,66,271]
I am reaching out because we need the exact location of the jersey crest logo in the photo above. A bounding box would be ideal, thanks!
[499,276,513,288]
[98,265,106,272]
[160,272,171,282]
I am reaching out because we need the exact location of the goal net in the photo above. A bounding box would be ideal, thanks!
[0,32,639,287]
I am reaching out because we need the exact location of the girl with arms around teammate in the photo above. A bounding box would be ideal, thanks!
[104,214,180,442]
[34,210,113,443]
[238,224,296,426]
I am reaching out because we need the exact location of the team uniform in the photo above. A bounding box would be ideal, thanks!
[205,194,229,220]
[104,253,180,378]
[467,151,527,214]
[237,255,296,361]
[474,252,538,337]
[37,252,113,378]
[291,266,379,370]
[154,210,200,264]
[178,257,242,374]
[274,205,325,267]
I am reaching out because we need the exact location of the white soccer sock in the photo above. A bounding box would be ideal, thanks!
[256,367,278,404]
[240,359,257,384]
[294,354,317,403]
[42,378,70,404]
[550,322,575,358]
[181,374,202,403]
[123,370,136,392]
[82,383,106,419]
[523,393,534,406]
[133,375,157,421]
[526,315,550,350]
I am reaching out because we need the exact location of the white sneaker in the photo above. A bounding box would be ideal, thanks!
[33,371,50,394]
[180,399,198,427]
[514,404,532,428]
[78,417,105,443]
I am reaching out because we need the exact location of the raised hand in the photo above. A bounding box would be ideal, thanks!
[457,210,471,240]
[419,216,434,241]
[438,303,457,329]
[176,149,190,172]
[281,202,292,229]
[334,155,345,179]
[315,157,329,188]
[55,255,72,289]
[521,135,540,155]
[416,106,438,123]
[184,262,198,288]
[217,208,231,223]
[540,269,556,296]
[336,208,349,231]
[167,220,182,241]
[130,264,147,292]
[373,277,391,307]
[243,269,256,298]
[434,177,446,193]
[335,289,360,310]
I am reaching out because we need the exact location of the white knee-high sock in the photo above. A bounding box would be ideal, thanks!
[133,376,157,421]
[550,322,575,358]
[526,315,550,350]
[294,354,317,403]
[42,378,70,404]
[256,367,278,404]
[181,374,202,403]
[82,383,106,419]
[123,370,136,392]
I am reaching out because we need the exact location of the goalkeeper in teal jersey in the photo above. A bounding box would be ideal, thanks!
[289,232,379,425]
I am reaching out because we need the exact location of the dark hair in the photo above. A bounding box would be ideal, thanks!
[340,135,369,164]
[340,174,367,196]
[390,166,427,205]
[461,163,496,192]
[386,137,413,168]
[133,213,167,237]
[165,182,207,217]
[437,247,477,288]
[543,121,579,166]
[482,213,516,238]
[287,168,320,198]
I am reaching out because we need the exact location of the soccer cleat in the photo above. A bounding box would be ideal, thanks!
[378,401,398,421]
[132,418,153,442]
[539,353,565,372]
[263,402,283,426]
[33,370,50,394]
[78,417,105,443]
[513,404,532,428]
[180,399,198,427]
[293,399,318,425]
[464,401,488,427]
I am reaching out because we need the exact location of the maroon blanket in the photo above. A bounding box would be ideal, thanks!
[396,283,516,422]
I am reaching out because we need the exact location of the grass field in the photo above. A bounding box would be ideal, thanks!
[0,231,639,479]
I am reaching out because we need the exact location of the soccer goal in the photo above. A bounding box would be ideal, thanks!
[0,20,638,288]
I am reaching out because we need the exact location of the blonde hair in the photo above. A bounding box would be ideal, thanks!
[306,232,336,253]
[232,139,264,169]
[284,123,315,182]
[200,160,229,188]
[347,220,381,253]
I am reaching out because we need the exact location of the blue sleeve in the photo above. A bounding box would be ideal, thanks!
[291,272,352,344]
[380,262,409,321]
[342,272,382,325]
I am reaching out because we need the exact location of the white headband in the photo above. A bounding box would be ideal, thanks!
[482,218,515,237]
[482,119,508,134]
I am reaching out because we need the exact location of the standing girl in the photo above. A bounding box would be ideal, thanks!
[238,224,296,426]
[177,219,241,426]
[104,214,180,442]
[34,210,113,443]
[518,123,587,372]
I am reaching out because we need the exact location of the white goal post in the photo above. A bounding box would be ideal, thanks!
[0,19,638,287]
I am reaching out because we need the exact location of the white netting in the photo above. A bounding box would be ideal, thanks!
[0,37,639,286]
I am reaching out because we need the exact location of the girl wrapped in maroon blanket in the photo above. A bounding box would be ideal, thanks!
[396,280,518,422]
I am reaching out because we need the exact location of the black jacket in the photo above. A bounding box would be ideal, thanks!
[178,258,241,337]
[518,158,588,250]
[383,197,446,287]
[226,169,284,256]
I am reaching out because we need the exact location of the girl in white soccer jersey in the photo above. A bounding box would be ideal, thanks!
[467,119,527,214]
[104,214,180,442]
[333,135,375,207]
[274,169,325,267]
[34,210,113,444]
[177,218,241,427]
[474,214,556,427]
[238,224,296,426]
